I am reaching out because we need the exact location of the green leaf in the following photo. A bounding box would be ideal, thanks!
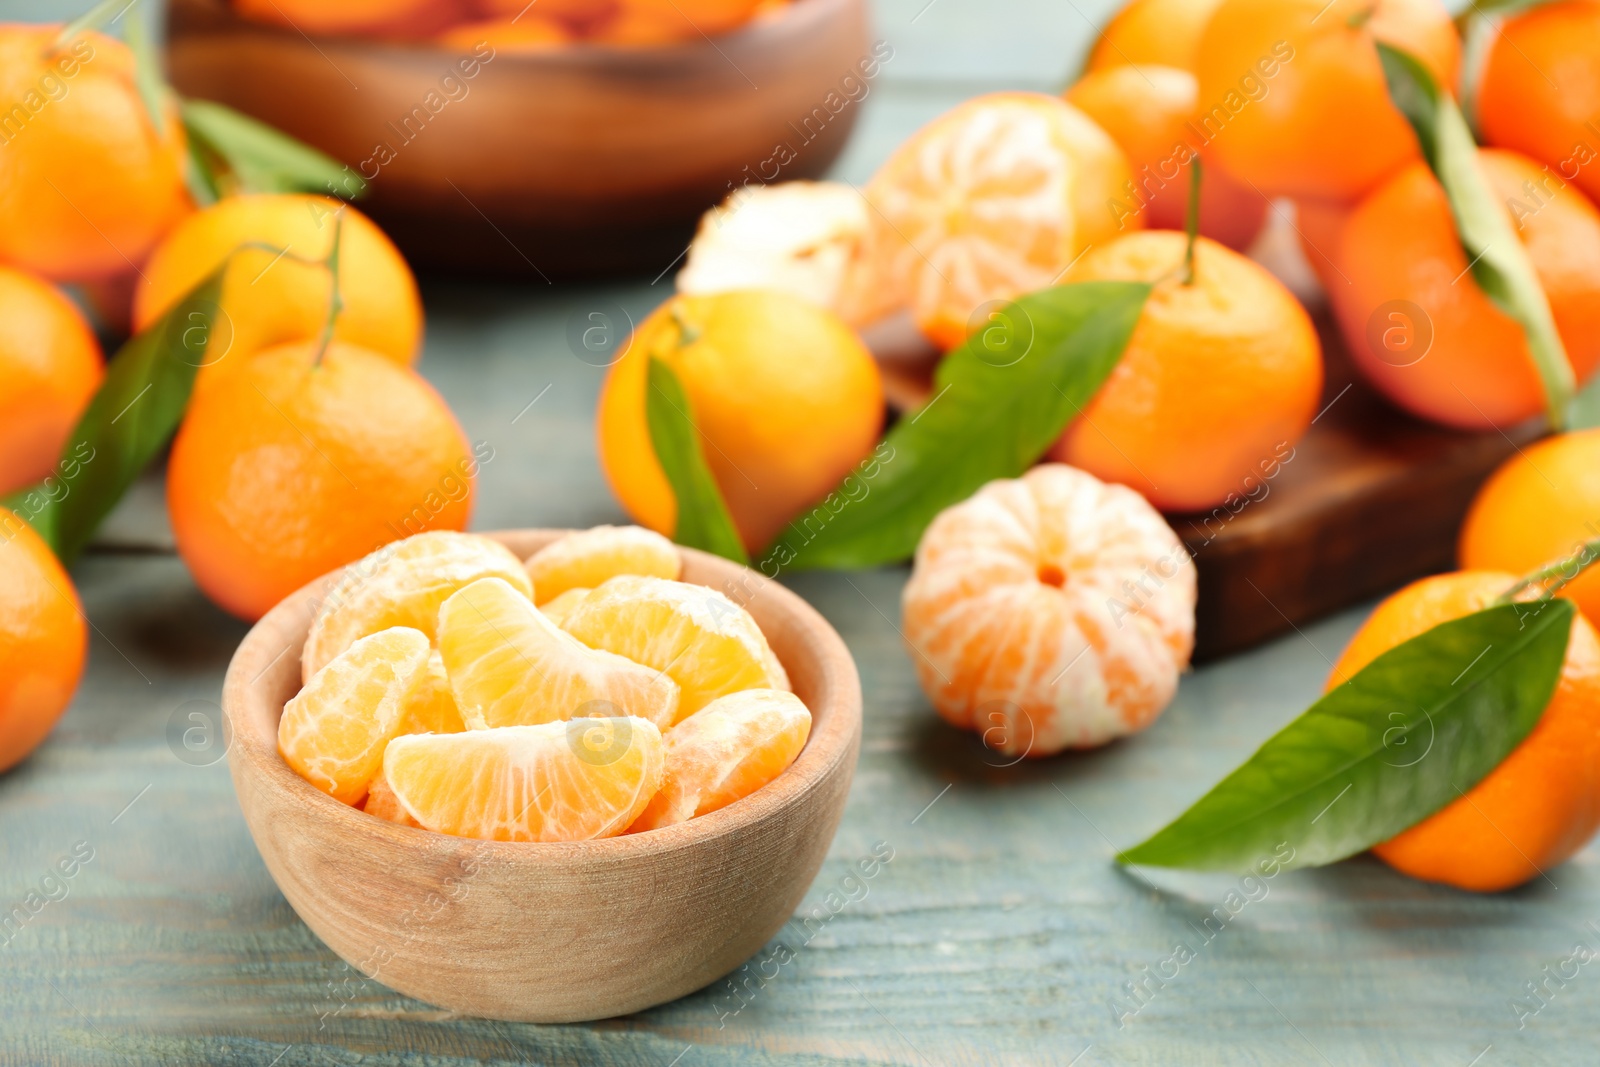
[3,270,227,563]
[181,99,364,199]
[1119,599,1575,872]
[1378,41,1574,427]
[760,281,1149,572]
[645,356,749,565]
[123,9,168,138]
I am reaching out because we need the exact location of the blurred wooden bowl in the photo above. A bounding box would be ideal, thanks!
[166,0,874,277]
[221,530,862,1023]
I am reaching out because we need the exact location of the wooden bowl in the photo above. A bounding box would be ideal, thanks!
[165,0,873,277]
[220,530,862,1022]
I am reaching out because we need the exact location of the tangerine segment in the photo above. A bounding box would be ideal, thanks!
[525,525,681,606]
[382,718,665,842]
[1327,571,1600,892]
[902,464,1196,756]
[398,652,466,736]
[302,532,532,682]
[629,689,811,832]
[561,576,790,724]
[364,767,422,828]
[438,578,680,730]
[540,587,592,628]
[863,91,1135,349]
[278,627,430,805]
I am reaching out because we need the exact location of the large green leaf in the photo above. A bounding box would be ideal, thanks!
[1119,599,1574,872]
[1378,41,1573,427]
[645,356,749,565]
[182,99,363,200]
[760,281,1149,572]
[3,271,227,563]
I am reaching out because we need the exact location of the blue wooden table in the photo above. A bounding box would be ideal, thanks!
[4,1,1595,1064]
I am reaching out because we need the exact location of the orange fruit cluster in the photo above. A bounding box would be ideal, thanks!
[280,529,810,841]
[230,0,790,48]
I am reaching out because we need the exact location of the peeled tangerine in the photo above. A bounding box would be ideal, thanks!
[302,531,531,681]
[631,689,811,831]
[902,464,1196,756]
[561,575,790,723]
[524,524,680,606]
[438,577,680,729]
[676,181,885,326]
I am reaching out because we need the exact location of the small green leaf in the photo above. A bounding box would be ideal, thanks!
[1378,41,1574,427]
[760,281,1149,572]
[1119,599,1574,872]
[3,270,227,563]
[123,9,168,138]
[645,357,749,565]
[181,99,364,199]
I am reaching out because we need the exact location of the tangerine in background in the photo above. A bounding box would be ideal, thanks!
[231,0,448,36]
[1195,0,1460,203]
[0,508,87,773]
[0,25,191,281]
[134,195,422,385]
[1328,571,1600,892]
[862,91,1136,350]
[596,289,883,555]
[1476,0,1600,209]
[0,267,102,496]
[1083,0,1226,73]
[1327,149,1600,429]
[901,464,1196,757]
[1459,431,1600,628]
[166,341,475,622]
[1064,64,1268,251]
[1050,231,1322,513]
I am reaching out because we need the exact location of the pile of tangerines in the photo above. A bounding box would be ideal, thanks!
[5,0,1600,895]
[229,0,792,48]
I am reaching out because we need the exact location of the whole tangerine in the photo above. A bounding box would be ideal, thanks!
[1460,430,1600,628]
[1084,0,1227,73]
[0,25,191,281]
[1194,0,1460,203]
[167,341,475,621]
[0,266,102,496]
[1328,570,1600,892]
[0,507,87,774]
[596,289,883,555]
[133,195,421,384]
[1064,64,1268,251]
[1050,230,1323,513]
[902,463,1196,756]
[1328,149,1600,429]
[1476,0,1600,209]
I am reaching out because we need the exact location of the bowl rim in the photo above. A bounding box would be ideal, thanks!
[177,0,860,63]
[221,528,863,863]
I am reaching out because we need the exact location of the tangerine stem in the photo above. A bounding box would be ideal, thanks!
[1347,4,1377,29]
[1494,536,1600,605]
[1182,156,1202,286]
[312,210,346,368]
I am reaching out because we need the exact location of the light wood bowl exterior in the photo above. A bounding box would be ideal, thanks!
[220,530,862,1023]
[165,0,872,277]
